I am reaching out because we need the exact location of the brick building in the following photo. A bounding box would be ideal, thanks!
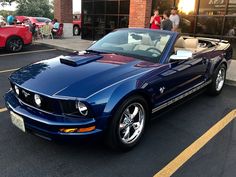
[54,0,236,57]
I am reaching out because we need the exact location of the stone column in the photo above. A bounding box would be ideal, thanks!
[129,0,152,28]
[54,0,73,37]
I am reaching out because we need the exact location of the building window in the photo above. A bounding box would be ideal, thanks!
[228,0,236,14]
[82,0,130,40]
[196,16,224,36]
[199,0,227,15]
[177,0,197,15]
[152,0,175,14]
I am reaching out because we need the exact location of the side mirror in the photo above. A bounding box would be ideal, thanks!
[170,50,193,61]
[170,55,190,61]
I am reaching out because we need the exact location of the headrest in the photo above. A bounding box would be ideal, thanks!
[175,37,185,48]
[184,38,199,49]
[160,36,169,45]
[141,35,154,46]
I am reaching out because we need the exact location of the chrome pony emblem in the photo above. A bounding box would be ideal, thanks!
[159,87,165,94]
[22,90,30,98]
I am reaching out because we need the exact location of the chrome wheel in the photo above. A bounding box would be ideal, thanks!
[73,26,80,36]
[9,38,23,52]
[119,103,145,144]
[216,67,225,91]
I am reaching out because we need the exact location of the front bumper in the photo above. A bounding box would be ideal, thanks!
[5,90,105,141]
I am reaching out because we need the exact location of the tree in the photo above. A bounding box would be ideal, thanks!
[0,0,15,6]
[16,0,53,19]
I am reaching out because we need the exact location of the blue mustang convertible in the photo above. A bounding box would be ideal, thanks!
[5,29,233,150]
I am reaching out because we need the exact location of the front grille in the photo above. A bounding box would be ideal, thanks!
[11,82,61,114]
[60,100,79,115]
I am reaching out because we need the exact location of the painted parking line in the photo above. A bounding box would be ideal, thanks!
[0,68,19,74]
[0,49,57,57]
[0,107,7,113]
[154,109,236,177]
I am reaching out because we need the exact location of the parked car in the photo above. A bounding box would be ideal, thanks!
[73,14,81,36]
[28,17,51,28]
[16,16,51,28]
[0,25,32,52]
[5,29,233,150]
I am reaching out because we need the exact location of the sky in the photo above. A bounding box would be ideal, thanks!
[0,0,81,13]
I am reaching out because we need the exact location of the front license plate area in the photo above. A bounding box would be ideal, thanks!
[10,111,26,132]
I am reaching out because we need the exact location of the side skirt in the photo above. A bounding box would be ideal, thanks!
[152,80,212,114]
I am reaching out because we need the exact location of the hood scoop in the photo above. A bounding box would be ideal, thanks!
[60,55,103,66]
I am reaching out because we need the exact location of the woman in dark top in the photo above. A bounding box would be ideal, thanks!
[162,11,173,31]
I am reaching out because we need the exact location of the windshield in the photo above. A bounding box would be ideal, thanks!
[88,29,172,63]
[36,17,51,23]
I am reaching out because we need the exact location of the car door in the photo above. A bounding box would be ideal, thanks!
[151,53,208,110]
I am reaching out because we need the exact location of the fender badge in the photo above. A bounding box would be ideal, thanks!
[159,87,165,94]
[22,90,30,98]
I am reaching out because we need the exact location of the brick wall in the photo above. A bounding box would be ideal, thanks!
[129,0,152,28]
[54,0,73,23]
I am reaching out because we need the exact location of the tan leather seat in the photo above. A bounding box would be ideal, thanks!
[134,35,154,51]
[175,37,185,48]
[175,38,206,53]
[156,36,170,51]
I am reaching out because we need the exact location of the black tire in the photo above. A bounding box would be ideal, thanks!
[106,95,149,151]
[6,36,24,52]
[207,64,226,96]
[73,26,80,36]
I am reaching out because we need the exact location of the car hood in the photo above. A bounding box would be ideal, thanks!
[10,53,162,98]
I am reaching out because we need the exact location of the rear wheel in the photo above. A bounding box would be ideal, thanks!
[106,96,148,151]
[73,26,80,36]
[208,64,226,96]
[6,36,23,52]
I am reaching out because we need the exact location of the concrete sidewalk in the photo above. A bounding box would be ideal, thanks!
[35,37,93,52]
[35,37,236,86]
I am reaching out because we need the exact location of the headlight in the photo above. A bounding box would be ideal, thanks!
[34,94,42,107]
[14,85,20,95]
[75,101,88,116]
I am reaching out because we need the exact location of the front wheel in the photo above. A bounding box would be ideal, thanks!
[6,37,24,52]
[73,26,80,36]
[106,96,148,151]
[207,64,226,96]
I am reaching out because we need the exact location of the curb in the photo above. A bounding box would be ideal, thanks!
[226,79,236,87]
[34,42,76,53]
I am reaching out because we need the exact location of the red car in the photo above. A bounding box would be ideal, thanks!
[16,16,51,28]
[0,25,32,52]
[73,14,81,36]
[27,17,51,28]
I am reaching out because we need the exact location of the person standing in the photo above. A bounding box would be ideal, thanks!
[0,15,6,27]
[162,11,173,31]
[51,19,60,35]
[7,15,15,25]
[170,7,180,32]
[150,9,161,30]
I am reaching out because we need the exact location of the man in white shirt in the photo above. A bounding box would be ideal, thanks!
[169,7,180,32]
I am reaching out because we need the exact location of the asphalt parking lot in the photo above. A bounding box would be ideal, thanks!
[0,45,236,177]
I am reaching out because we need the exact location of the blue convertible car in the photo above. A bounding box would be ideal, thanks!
[5,29,233,150]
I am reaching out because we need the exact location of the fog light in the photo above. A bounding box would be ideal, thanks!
[14,85,20,95]
[75,101,88,116]
[59,126,96,133]
[59,128,78,133]
[34,94,41,107]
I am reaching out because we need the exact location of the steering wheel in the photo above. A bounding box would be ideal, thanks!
[145,47,161,55]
